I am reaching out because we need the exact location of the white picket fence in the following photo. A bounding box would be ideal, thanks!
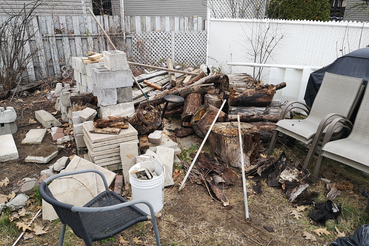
[207,18,369,102]
[0,14,207,81]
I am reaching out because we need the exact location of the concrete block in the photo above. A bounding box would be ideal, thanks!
[25,150,58,164]
[79,107,97,122]
[40,168,54,177]
[72,112,82,125]
[74,70,81,83]
[55,98,61,111]
[92,67,133,89]
[75,57,87,74]
[0,107,17,123]
[71,57,79,70]
[86,75,94,93]
[21,129,47,145]
[60,91,71,107]
[120,141,139,185]
[73,123,84,135]
[98,102,135,119]
[94,87,118,106]
[103,50,129,71]
[148,130,162,144]
[156,146,174,187]
[0,134,19,162]
[0,122,17,135]
[74,134,86,148]
[149,134,179,153]
[117,87,133,103]
[86,62,104,77]
[35,110,62,128]
[83,121,137,144]
[42,156,116,220]
[81,74,87,87]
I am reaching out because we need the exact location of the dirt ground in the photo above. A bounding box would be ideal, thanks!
[1,88,369,246]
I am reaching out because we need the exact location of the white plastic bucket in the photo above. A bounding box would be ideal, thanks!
[129,159,165,214]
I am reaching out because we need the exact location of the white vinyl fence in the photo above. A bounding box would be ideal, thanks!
[207,18,369,101]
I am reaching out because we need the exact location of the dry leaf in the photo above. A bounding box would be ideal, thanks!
[23,233,33,240]
[10,208,27,222]
[52,111,58,115]
[303,232,317,241]
[16,222,32,232]
[0,194,9,203]
[29,119,37,124]
[33,90,41,95]
[0,177,9,187]
[16,98,24,102]
[290,210,301,219]
[296,205,309,212]
[313,228,331,236]
[33,223,48,235]
[173,169,180,179]
[335,226,345,237]
[260,154,267,158]
[132,237,143,244]
[118,236,130,245]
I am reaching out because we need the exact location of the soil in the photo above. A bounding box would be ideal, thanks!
[1,89,369,246]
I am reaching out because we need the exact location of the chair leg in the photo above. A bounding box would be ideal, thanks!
[59,223,66,246]
[151,216,161,246]
[267,130,278,155]
[312,155,324,183]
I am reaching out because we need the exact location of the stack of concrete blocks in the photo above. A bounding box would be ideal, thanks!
[53,83,76,124]
[71,108,97,155]
[92,50,134,119]
[0,106,17,135]
[71,57,94,94]
[82,121,139,171]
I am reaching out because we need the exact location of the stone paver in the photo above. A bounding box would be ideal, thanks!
[0,134,19,162]
[21,129,47,145]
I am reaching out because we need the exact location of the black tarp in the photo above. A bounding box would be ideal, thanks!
[304,48,369,108]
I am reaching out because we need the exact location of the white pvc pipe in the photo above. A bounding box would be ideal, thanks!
[179,99,227,191]
[237,115,249,220]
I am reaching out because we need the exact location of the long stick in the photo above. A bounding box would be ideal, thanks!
[237,114,250,219]
[128,62,198,75]
[133,76,150,106]
[179,99,227,191]
[87,7,117,50]
[12,209,42,246]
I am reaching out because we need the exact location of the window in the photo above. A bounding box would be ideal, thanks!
[92,0,112,15]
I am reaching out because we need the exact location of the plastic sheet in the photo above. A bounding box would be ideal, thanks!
[330,224,369,246]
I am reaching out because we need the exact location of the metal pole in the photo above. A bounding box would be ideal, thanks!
[87,7,117,50]
[179,100,227,191]
[237,114,249,219]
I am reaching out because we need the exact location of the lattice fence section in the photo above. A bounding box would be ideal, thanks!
[175,31,207,66]
[131,31,207,67]
[208,0,267,19]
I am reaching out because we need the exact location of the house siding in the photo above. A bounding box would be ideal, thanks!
[344,0,369,22]
[0,0,92,15]
[123,0,207,18]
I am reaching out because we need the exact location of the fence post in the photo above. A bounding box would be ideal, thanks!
[171,31,175,63]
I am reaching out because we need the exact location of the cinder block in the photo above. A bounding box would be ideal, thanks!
[103,50,129,71]
[74,70,81,84]
[55,98,61,111]
[35,110,62,128]
[117,87,133,103]
[0,107,17,123]
[0,122,17,135]
[94,87,118,106]
[71,57,79,70]
[60,91,71,108]
[98,102,135,119]
[74,133,86,148]
[86,62,104,77]
[86,75,94,93]
[92,68,133,89]
[72,111,82,125]
[75,57,87,74]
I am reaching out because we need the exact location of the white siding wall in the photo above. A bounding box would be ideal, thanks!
[344,0,369,22]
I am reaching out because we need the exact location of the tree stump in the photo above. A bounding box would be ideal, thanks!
[191,104,227,138]
[208,122,260,169]
[181,93,202,127]
[129,105,162,135]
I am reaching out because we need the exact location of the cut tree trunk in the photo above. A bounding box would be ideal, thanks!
[183,71,206,86]
[174,127,194,137]
[181,93,203,126]
[191,104,227,138]
[227,106,284,122]
[94,116,129,129]
[129,105,162,135]
[162,106,183,117]
[229,88,276,107]
[208,122,260,169]
[204,94,222,108]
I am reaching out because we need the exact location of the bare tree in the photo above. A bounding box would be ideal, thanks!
[0,1,43,90]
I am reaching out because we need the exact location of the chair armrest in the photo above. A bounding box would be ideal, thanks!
[321,117,353,148]
[71,199,157,218]
[279,101,310,120]
[42,169,109,190]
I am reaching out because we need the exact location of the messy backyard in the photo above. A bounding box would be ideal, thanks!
[0,49,369,246]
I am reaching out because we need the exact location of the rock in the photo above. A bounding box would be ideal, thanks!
[6,194,28,211]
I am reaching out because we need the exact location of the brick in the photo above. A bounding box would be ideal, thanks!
[92,67,133,89]
[114,175,123,194]
[103,50,129,71]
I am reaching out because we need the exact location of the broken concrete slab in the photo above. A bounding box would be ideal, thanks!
[42,156,116,220]
[6,194,28,211]
[21,129,47,145]
[25,150,58,164]
[35,110,62,128]
[40,168,54,177]
[148,130,163,144]
[120,141,139,185]
[57,135,74,144]
[51,156,70,172]
[83,121,137,144]
[148,134,181,155]
[79,107,97,122]
[98,102,135,119]
[0,134,19,162]
[0,122,17,135]
[156,146,175,187]
[0,107,17,123]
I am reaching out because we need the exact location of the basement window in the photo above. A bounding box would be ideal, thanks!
[92,0,113,15]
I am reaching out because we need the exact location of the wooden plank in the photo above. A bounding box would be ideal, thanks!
[193,17,198,31]
[198,17,203,31]
[23,25,36,81]
[155,16,160,31]
[184,17,188,32]
[59,16,72,66]
[72,15,83,56]
[175,17,179,32]
[145,16,150,32]
[135,16,141,33]
[47,17,61,75]
[104,15,110,50]
[86,15,94,51]
[165,16,170,32]
[96,15,105,52]
[32,17,47,77]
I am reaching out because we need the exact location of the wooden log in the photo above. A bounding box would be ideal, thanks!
[94,116,129,129]
[181,93,203,124]
[129,105,162,135]
[167,58,177,87]
[204,94,222,108]
[208,122,260,169]
[143,80,162,90]
[227,106,284,122]
[183,71,206,86]
[229,88,277,107]
[227,73,260,90]
[139,135,150,152]
[174,127,194,137]
[89,127,121,135]
[191,104,227,138]
[162,106,183,117]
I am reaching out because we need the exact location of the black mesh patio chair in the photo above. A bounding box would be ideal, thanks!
[39,169,161,246]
